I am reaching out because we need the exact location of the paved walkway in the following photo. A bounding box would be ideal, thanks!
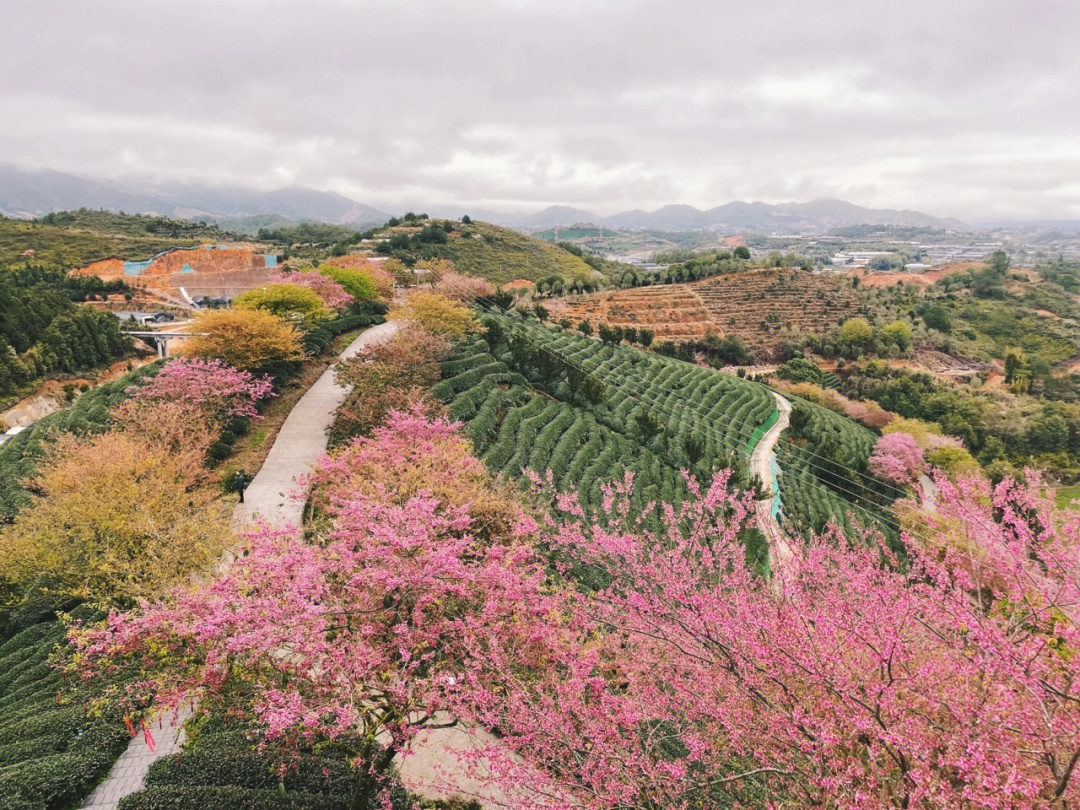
[749,392,794,573]
[918,472,939,513]
[81,321,398,810]
[232,320,398,532]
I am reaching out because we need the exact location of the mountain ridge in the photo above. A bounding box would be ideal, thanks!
[0,165,388,227]
[515,197,969,232]
[1,164,968,233]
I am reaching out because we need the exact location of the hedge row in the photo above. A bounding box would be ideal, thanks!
[119,785,345,810]
[0,612,130,810]
[119,718,478,810]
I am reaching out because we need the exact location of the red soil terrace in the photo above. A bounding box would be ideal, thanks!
[71,245,279,299]
[851,261,987,288]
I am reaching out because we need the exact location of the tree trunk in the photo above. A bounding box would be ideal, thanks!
[349,745,397,810]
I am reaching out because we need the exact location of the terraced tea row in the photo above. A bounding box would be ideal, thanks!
[0,613,129,810]
[776,395,898,544]
[433,314,777,516]
[554,269,861,357]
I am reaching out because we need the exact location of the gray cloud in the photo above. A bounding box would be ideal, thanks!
[2,0,1078,220]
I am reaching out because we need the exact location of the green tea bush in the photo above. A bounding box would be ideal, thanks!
[0,612,129,810]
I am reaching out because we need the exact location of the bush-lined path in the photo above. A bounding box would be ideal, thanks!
[749,392,793,571]
[81,321,399,810]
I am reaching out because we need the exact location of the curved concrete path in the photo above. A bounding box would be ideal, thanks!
[81,321,398,810]
[917,472,939,513]
[749,392,793,573]
[232,320,398,533]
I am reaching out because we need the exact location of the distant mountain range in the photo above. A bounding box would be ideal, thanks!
[0,165,388,227]
[0,164,968,234]
[514,200,969,233]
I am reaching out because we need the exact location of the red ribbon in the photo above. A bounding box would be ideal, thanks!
[124,716,136,737]
[140,719,156,753]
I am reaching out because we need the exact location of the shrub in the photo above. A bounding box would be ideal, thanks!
[317,264,377,302]
[271,270,352,310]
[877,321,912,352]
[125,357,274,420]
[118,786,343,810]
[838,317,874,347]
[432,268,495,302]
[331,327,451,442]
[181,309,305,370]
[776,357,824,385]
[390,292,477,341]
[316,403,522,540]
[234,283,330,326]
[868,432,925,486]
[0,427,229,604]
[926,445,980,477]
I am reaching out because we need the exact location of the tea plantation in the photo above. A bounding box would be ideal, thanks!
[0,612,129,810]
[433,312,776,515]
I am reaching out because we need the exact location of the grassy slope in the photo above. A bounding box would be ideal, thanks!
[429,222,611,285]
[0,211,241,269]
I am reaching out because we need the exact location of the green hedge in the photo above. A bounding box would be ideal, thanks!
[119,785,346,810]
[144,747,355,795]
[121,717,478,810]
[0,612,129,810]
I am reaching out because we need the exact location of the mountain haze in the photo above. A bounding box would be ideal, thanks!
[0,165,967,234]
[516,198,968,232]
[0,165,388,226]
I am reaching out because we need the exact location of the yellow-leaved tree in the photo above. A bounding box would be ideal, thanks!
[234,282,330,325]
[390,291,478,341]
[180,308,305,369]
[0,410,229,605]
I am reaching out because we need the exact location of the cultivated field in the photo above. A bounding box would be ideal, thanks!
[433,313,776,516]
[553,269,860,357]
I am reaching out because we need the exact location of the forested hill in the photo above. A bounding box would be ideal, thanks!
[0,268,133,404]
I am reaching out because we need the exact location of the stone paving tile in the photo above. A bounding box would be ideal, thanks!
[81,707,190,809]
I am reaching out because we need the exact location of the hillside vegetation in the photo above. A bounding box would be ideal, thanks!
[555,268,861,357]
[0,267,135,407]
[0,211,239,269]
[377,219,622,285]
[434,312,774,500]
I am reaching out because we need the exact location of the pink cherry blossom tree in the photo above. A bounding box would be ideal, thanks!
[73,409,1080,810]
[869,431,925,485]
[126,356,274,419]
[458,469,1080,810]
[272,270,353,310]
[71,407,570,810]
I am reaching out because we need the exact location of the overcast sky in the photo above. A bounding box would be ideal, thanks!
[2,0,1078,220]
